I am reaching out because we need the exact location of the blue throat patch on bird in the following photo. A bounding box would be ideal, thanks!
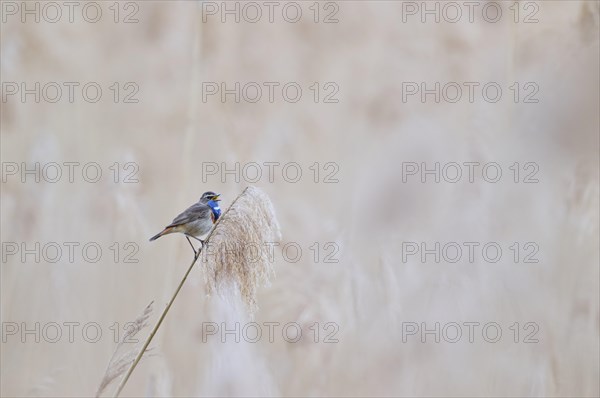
[207,200,221,221]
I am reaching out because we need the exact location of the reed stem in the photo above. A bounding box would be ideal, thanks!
[112,188,249,397]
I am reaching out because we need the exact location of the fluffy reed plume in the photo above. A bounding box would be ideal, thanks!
[110,186,280,397]
[95,301,154,397]
[201,186,281,312]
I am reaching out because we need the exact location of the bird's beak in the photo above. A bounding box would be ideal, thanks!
[214,194,221,201]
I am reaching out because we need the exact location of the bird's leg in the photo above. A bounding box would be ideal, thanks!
[185,236,199,259]
[189,235,205,247]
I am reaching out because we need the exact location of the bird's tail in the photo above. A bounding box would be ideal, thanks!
[149,227,173,242]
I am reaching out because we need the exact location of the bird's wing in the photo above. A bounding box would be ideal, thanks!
[166,203,211,227]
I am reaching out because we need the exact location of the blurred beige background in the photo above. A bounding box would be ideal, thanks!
[1,1,599,397]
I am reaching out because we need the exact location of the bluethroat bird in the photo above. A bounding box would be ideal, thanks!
[150,191,222,258]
